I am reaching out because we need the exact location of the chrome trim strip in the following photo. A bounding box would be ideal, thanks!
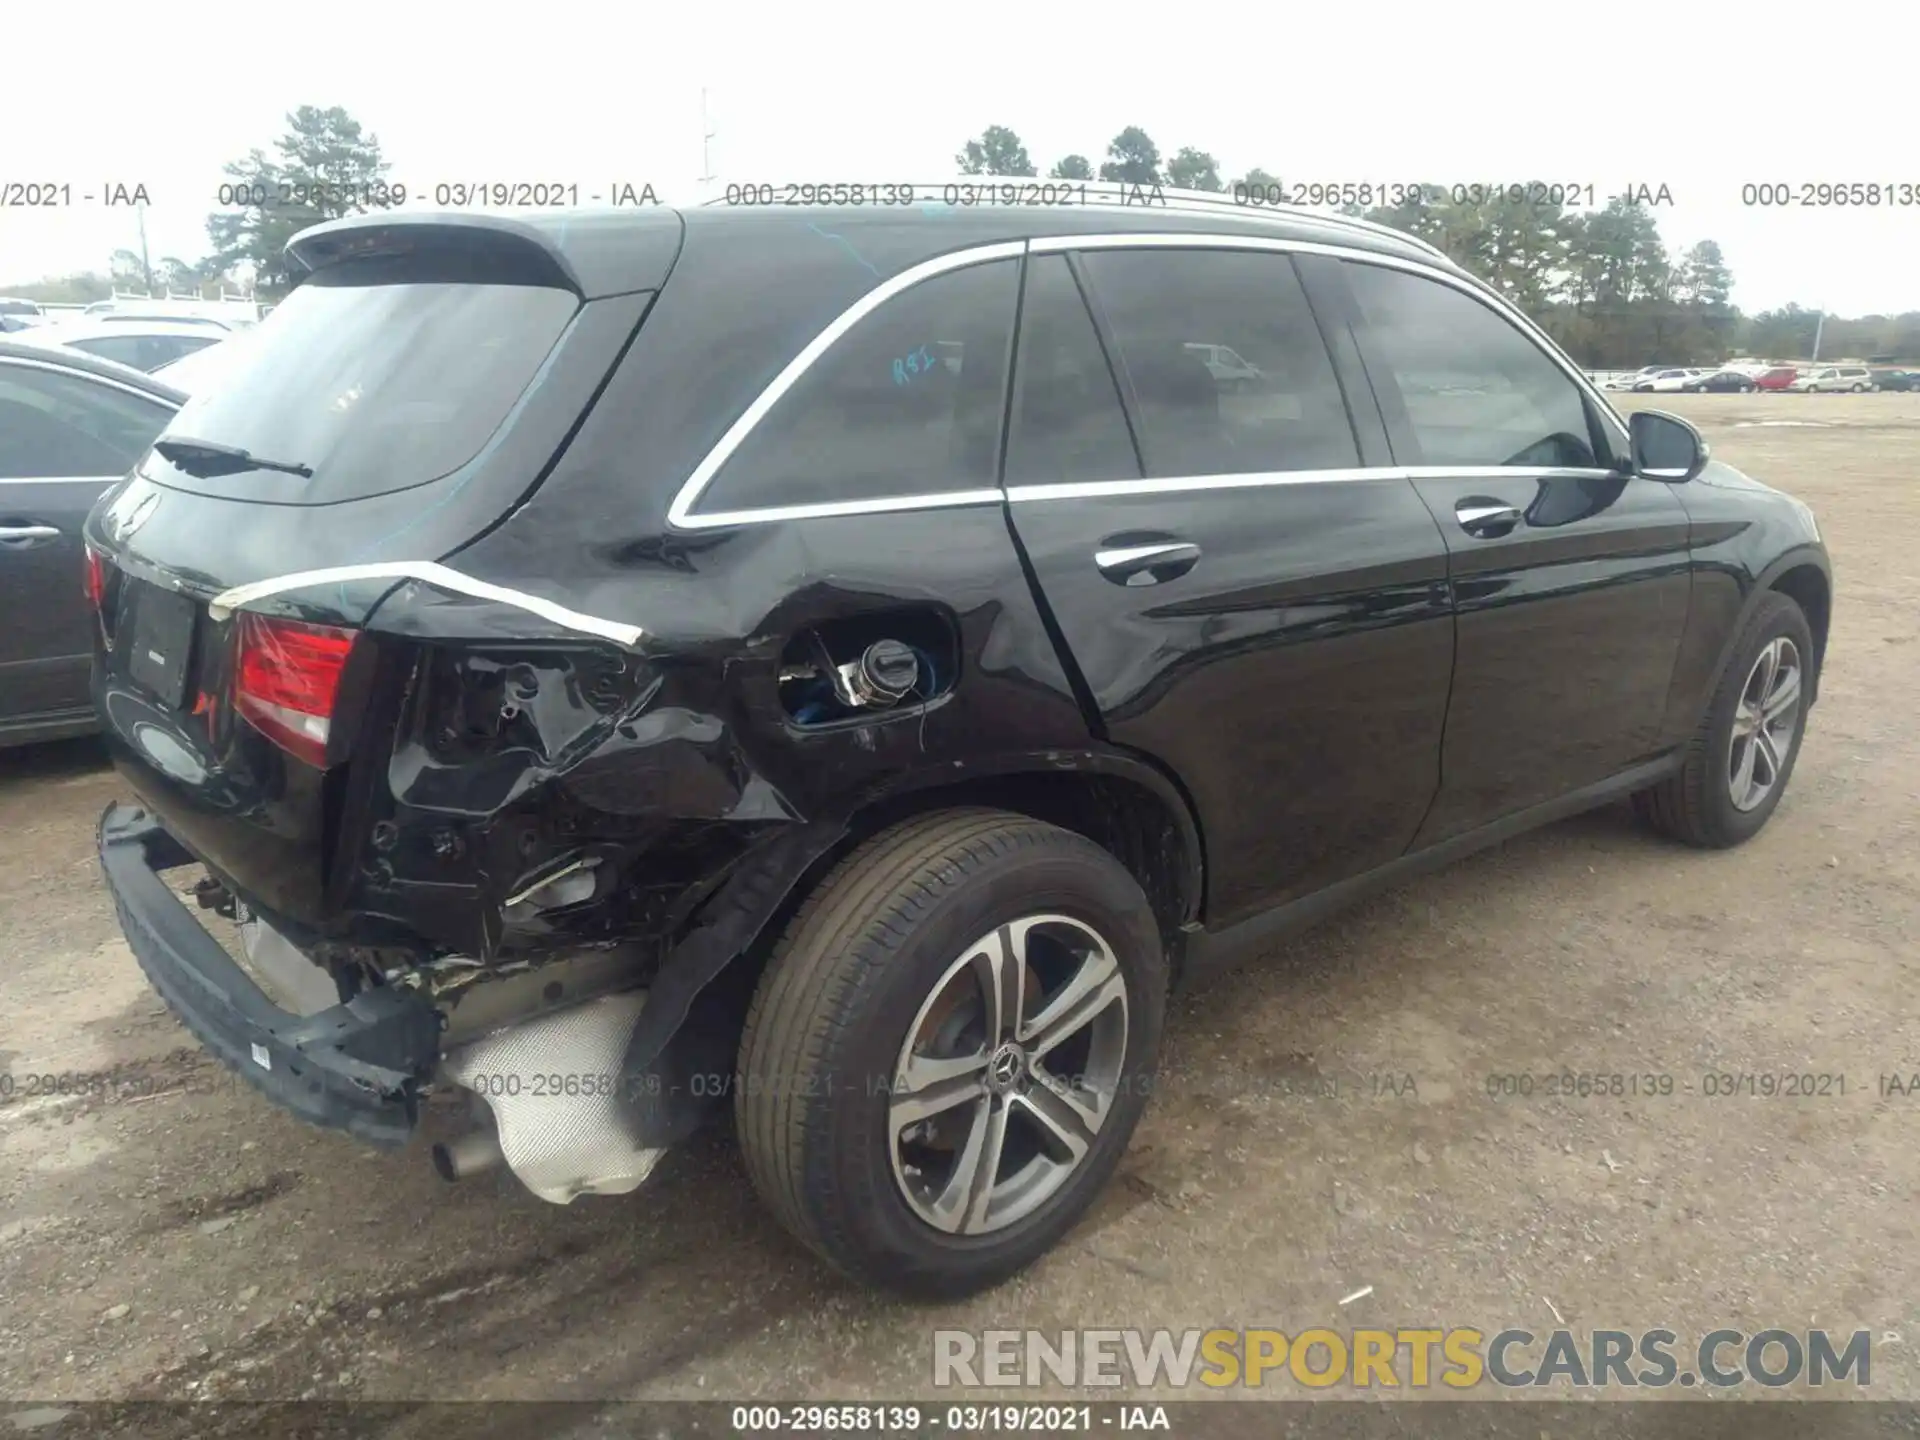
[207,562,644,647]
[664,240,1026,529]
[667,233,1626,531]
[1006,467,1398,503]
[0,473,121,488]
[674,488,1004,531]
[1400,465,1621,482]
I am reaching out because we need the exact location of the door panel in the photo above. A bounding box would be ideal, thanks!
[1004,249,1453,928]
[0,476,114,720]
[1406,469,1692,841]
[1327,257,1696,843]
[1013,483,1454,925]
[0,356,177,725]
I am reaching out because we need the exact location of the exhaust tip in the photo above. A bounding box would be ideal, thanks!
[432,1127,504,1182]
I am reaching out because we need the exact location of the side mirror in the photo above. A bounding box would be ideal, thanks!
[1630,409,1709,483]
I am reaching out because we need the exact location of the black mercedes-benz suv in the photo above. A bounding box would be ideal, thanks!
[87,187,1831,1299]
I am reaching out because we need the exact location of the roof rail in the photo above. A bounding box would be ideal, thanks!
[696,178,1452,264]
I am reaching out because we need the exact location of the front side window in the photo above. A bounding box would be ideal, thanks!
[696,258,1020,514]
[1078,248,1360,478]
[1344,261,1602,469]
[0,362,174,479]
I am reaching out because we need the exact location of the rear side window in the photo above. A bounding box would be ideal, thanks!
[0,361,174,479]
[697,259,1020,514]
[153,268,579,502]
[1004,256,1140,486]
[1078,248,1361,478]
[68,334,218,373]
[1345,262,1599,469]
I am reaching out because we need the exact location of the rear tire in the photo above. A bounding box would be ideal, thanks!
[735,808,1166,1299]
[1634,591,1813,848]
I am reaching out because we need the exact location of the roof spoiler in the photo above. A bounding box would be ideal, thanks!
[285,212,584,295]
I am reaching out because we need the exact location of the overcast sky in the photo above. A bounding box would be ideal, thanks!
[3,1,1911,315]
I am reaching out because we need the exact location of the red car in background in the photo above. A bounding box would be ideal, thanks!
[1753,366,1799,391]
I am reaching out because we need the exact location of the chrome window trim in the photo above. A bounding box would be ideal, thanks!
[664,240,1025,530]
[1007,465,1622,505]
[0,473,123,488]
[679,488,1006,530]
[667,233,1625,531]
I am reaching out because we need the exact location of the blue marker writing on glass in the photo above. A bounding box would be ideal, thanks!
[891,345,935,385]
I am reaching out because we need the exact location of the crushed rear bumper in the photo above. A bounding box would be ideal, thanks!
[96,802,439,1147]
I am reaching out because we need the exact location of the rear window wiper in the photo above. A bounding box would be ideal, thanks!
[154,436,314,479]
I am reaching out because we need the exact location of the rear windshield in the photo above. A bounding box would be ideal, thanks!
[150,268,578,502]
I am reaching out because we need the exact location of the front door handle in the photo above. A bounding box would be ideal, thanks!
[0,523,61,547]
[1094,539,1201,586]
[1454,499,1522,539]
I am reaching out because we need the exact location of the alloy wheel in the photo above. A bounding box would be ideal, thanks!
[1729,636,1802,812]
[889,914,1129,1235]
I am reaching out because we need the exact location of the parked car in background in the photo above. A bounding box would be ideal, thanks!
[81,299,260,328]
[16,318,227,375]
[1753,367,1801,392]
[0,298,46,327]
[1183,341,1266,389]
[1683,369,1758,393]
[94,313,239,333]
[1869,369,1920,392]
[1790,365,1874,393]
[0,340,182,747]
[1634,368,1707,393]
[87,201,1831,1300]
[150,328,255,396]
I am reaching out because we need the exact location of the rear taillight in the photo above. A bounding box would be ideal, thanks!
[83,546,106,610]
[233,612,357,769]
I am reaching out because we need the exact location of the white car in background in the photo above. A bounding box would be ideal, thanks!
[15,317,228,374]
[1633,368,1711,393]
[151,327,254,395]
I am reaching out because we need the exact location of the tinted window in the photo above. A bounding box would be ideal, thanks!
[1078,249,1359,478]
[0,361,175,479]
[154,268,579,502]
[67,335,152,369]
[699,259,1019,513]
[68,334,218,372]
[1004,256,1140,486]
[1345,261,1600,469]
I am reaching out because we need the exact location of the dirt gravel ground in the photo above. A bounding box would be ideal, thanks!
[1,392,1916,1416]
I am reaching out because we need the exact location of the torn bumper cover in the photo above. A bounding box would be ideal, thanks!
[96,802,440,1146]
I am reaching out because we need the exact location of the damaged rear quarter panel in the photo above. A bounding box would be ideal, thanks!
[348,508,1092,962]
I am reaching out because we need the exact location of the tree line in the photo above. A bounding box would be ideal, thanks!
[956,123,1919,367]
[5,106,1911,365]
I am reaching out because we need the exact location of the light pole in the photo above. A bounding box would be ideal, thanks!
[1811,308,1825,363]
[698,88,717,198]
[136,200,154,294]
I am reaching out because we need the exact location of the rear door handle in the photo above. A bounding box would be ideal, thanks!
[1094,539,1201,586]
[1454,499,1522,539]
[0,523,61,547]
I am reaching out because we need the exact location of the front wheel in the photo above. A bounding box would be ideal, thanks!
[1634,591,1812,848]
[735,808,1166,1298]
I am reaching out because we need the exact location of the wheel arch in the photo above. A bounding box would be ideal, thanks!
[619,748,1209,1085]
[1764,554,1832,706]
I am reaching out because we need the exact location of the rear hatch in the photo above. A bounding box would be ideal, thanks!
[84,211,682,936]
